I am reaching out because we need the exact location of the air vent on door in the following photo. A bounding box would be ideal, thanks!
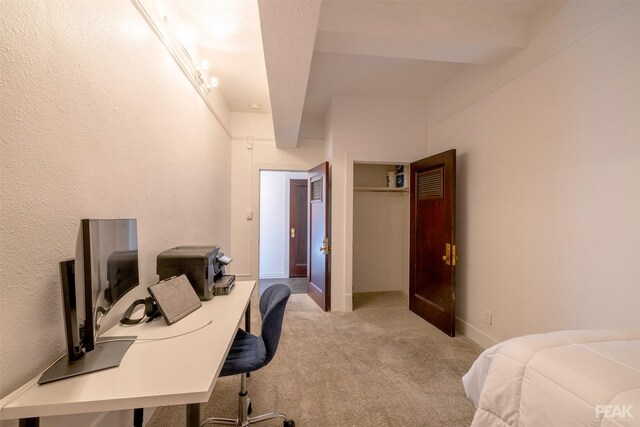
[311,178,323,202]
[417,168,443,200]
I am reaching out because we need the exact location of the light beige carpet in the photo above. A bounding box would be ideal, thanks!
[147,293,482,427]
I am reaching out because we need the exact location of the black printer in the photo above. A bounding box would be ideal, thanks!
[156,246,232,301]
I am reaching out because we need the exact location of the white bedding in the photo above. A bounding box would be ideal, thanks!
[463,329,640,427]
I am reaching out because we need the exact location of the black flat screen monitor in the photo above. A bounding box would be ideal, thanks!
[80,218,139,351]
[39,219,139,384]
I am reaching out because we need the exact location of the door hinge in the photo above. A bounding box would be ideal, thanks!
[452,244,458,266]
[290,228,295,238]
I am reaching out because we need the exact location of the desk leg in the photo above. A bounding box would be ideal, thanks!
[134,408,144,427]
[245,302,251,378]
[19,418,39,427]
[244,302,251,333]
[186,403,201,427]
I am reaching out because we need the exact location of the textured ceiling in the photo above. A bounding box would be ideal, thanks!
[152,0,271,113]
[258,0,321,147]
[256,0,548,146]
[303,52,465,116]
[154,0,549,145]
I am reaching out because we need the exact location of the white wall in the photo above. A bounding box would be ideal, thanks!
[427,2,640,347]
[353,191,409,293]
[327,95,429,310]
[259,171,287,278]
[229,112,325,281]
[0,1,231,421]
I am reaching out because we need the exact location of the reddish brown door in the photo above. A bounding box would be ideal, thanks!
[289,179,308,277]
[307,162,331,311]
[410,149,456,336]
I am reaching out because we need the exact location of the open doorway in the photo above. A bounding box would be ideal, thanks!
[347,152,457,336]
[259,170,309,295]
[352,162,410,311]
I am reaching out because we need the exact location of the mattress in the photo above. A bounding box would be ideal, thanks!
[463,329,640,427]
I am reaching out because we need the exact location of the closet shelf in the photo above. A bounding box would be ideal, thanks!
[354,187,409,193]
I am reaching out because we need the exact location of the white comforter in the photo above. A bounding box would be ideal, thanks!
[463,329,640,427]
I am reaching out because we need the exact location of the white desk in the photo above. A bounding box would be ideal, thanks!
[0,280,256,427]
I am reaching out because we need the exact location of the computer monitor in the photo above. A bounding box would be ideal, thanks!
[39,219,139,384]
[79,219,139,352]
[59,259,84,362]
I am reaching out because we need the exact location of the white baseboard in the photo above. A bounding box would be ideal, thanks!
[259,273,288,279]
[344,293,353,312]
[456,317,499,349]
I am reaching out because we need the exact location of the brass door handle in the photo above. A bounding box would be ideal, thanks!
[442,243,459,266]
[320,237,331,255]
[442,243,451,265]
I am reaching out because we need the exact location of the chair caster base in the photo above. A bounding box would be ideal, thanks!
[201,413,293,427]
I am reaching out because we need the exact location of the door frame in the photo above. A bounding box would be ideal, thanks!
[250,165,311,286]
[344,152,422,312]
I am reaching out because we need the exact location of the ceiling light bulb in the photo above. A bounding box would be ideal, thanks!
[250,104,261,111]
[209,77,218,88]
[200,60,209,71]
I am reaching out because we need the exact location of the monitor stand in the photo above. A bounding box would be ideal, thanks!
[38,336,136,385]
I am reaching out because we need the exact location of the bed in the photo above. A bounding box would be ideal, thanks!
[463,329,640,427]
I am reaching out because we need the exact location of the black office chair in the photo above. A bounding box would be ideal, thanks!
[201,284,295,427]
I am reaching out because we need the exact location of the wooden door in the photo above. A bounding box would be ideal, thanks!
[410,149,456,336]
[289,179,308,277]
[307,162,331,311]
